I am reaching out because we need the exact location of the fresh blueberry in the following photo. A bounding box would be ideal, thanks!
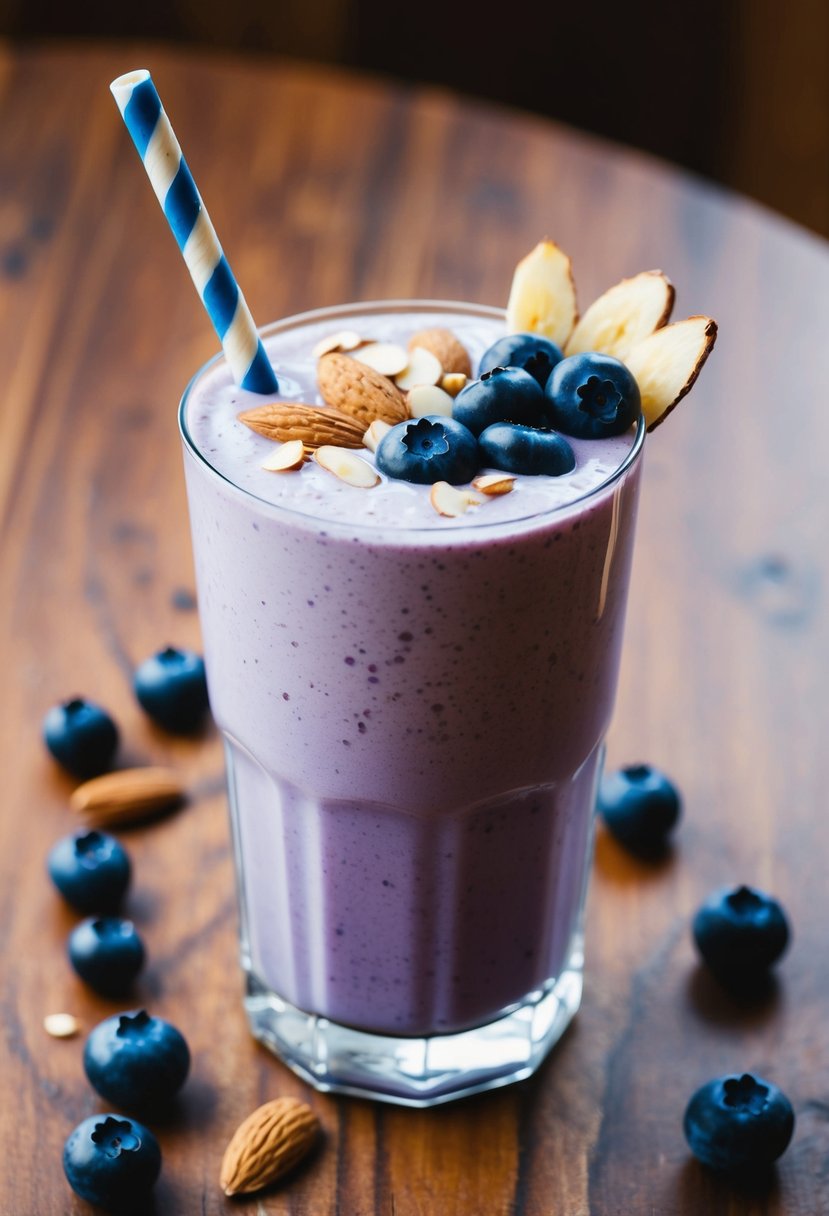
[63,1113,161,1211]
[84,1009,190,1111]
[684,1073,794,1174]
[376,415,479,485]
[545,352,641,438]
[48,830,131,914]
[133,646,209,733]
[478,333,564,387]
[597,764,681,853]
[68,917,145,996]
[42,697,119,779]
[453,366,550,436]
[693,885,790,986]
[478,422,575,477]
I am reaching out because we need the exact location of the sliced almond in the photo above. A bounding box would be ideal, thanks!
[408,328,472,376]
[565,270,675,361]
[506,239,578,347]
[625,316,718,431]
[472,472,515,496]
[354,342,410,376]
[317,353,408,426]
[239,402,367,449]
[314,446,380,488]
[394,347,443,391]
[430,481,482,517]
[261,439,306,472]
[44,1013,80,1039]
[220,1097,320,1196]
[70,767,185,827]
[363,419,392,453]
[311,329,364,358]
[407,384,455,418]
[441,373,467,397]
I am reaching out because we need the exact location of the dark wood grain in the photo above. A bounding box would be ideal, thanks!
[1,41,828,1216]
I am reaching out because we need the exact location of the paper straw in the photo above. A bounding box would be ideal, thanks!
[110,69,278,395]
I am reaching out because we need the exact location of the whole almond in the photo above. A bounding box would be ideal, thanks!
[239,402,366,449]
[220,1097,320,1196]
[408,328,472,377]
[317,353,407,426]
[70,767,185,827]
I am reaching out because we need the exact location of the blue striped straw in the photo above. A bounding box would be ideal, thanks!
[110,69,278,395]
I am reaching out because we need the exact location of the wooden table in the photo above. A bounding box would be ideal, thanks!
[2,42,828,1216]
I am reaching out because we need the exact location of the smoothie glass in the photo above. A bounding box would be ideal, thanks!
[180,301,645,1106]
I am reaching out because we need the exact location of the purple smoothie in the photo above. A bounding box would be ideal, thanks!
[181,302,643,1044]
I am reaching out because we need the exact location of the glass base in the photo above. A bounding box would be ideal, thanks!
[243,938,583,1107]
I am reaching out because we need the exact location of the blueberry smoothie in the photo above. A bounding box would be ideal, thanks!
[180,301,644,1102]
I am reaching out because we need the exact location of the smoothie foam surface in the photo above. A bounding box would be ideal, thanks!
[184,305,637,535]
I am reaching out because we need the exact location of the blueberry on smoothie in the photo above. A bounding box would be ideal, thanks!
[48,830,131,913]
[478,422,575,477]
[478,333,564,387]
[597,764,681,853]
[692,885,790,986]
[453,366,550,436]
[42,697,119,779]
[545,352,641,438]
[63,1114,161,1211]
[376,416,479,485]
[683,1073,794,1175]
[133,646,209,733]
[68,917,145,995]
[84,1009,190,1111]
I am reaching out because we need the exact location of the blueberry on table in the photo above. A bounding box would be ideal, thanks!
[478,333,564,387]
[68,917,145,996]
[47,830,131,913]
[63,1113,161,1211]
[133,646,209,733]
[376,415,479,485]
[692,885,790,986]
[597,764,681,853]
[42,697,119,779]
[684,1073,794,1174]
[478,422,575,477]
[545,351,641,438]
[84,1009,190,1111]
[453,366,550,436]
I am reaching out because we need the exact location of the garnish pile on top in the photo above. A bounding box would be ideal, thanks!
[239,241,717,517]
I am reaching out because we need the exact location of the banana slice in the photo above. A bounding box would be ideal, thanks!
[625,316,718,431]
[565,270,675,361]
[506,240,578,347]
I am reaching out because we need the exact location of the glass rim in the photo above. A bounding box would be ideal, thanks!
[178,299,647,538]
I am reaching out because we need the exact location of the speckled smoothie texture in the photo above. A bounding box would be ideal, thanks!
[181,302,644,1036]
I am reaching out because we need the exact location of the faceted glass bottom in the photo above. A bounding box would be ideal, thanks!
[243,935,583,1107]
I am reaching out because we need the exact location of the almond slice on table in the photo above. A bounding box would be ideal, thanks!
[408,328,472,377]
[44,1013,80,1039]
[220,1097,320,1196]
[506,239,578,347]
[363,419,392,453]
[625,316,718,431]
[314,446,380,487]
[352,342,410,376]
[565,270,675,361]
[394,347,443,392]
[407,384,454,418]
[239,402,367,449]
[430,481,482,517]
[311,329,365,358]
[70,767,185,828]
[261,439,306,472]
[472,472,515,496]
[317,353,408,426]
